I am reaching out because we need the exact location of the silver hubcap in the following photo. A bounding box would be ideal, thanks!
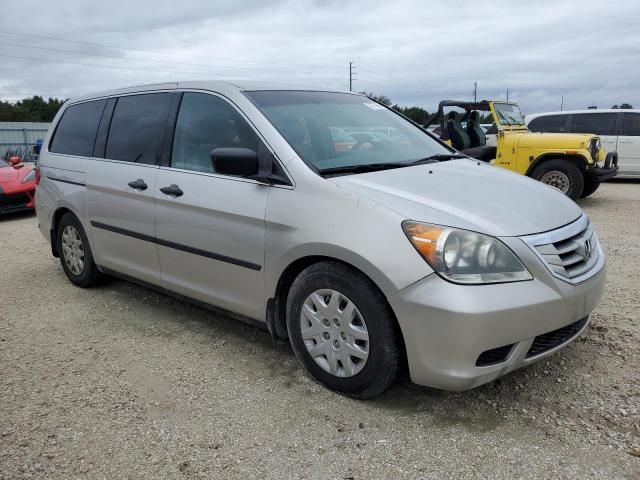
[61,225,85,275]
[540,171,571,193]
[299,289,369,377]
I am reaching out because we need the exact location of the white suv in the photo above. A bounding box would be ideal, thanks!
[526,109,640,178]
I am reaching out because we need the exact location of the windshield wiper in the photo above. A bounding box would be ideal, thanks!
[412,153,468,162]
[319,162,409,176]
[319,154,468,176]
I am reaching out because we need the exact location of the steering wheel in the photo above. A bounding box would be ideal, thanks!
[351,141,374,151]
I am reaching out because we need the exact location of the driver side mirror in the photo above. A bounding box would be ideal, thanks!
[9,156,21,167]
[211,148,259,177]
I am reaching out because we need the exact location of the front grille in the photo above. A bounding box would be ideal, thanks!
[526,316,589,358]
[522,215,601,283]
[0,192,30,208]
[476,344,514,367]
[589,138,600,161]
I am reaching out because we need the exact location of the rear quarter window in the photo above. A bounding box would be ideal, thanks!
[622,113,640,136]
[570,113,617,136]
[49,100,107,156]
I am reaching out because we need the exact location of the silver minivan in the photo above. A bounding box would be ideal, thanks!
[35,82,606,398]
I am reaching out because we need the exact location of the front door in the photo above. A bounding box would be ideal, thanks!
[154,92,269,320]
[617,112,640,176]
[87,92,172,285]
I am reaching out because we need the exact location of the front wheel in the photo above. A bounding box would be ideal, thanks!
[286,261,402,399]
[579,175,601,198]
[531,159,584,200]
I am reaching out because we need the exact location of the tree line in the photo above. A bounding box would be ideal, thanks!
[0,94,633,125]
[0,96,66,122]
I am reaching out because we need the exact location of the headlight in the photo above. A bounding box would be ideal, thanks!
[402,221,532,284]
[22,169,36,183]
[589,138,601,162]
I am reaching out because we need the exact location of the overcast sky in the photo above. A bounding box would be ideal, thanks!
[1,0,639,114]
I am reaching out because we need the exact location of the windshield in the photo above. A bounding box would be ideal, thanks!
[493,103,526,126]
[0,159,9,168]
[245,91,452,173]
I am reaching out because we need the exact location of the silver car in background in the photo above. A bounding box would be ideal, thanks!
[35,82,606,398]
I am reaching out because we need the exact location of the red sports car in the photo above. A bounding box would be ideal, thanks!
[0,156,37,214]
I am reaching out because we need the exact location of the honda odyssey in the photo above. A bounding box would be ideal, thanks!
[35,82,606,398]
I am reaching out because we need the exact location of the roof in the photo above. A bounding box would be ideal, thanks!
[436,100,493,112]
[67,80,360,105]
[526,109,640,120]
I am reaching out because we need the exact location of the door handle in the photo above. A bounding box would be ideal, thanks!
[128,179,148,190]
[160,184,184,197]
[619,140,633,144]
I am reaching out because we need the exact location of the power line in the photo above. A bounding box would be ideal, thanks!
[1,93,67,97]
[0,41,344,76]
[0,52,343,81]
[0,52,214,76]
[0,29,344,71]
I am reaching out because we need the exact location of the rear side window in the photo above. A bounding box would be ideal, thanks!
[528,114,568,133]
[622,113,640,136]
[171,93,260,173]
[570,113,617,136]
[105,93,172,165]
[49,100,107,156]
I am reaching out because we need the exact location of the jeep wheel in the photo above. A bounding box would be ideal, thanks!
[579,176,600,198]
[531,160,584,200]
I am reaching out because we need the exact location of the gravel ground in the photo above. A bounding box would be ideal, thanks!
[1,182,639,479]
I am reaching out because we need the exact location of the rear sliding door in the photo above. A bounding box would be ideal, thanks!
[86,92,172,284]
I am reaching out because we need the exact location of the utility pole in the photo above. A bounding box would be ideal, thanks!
[561,95,564,111]
[506,88,509,102]
[349,61,356,92]
[473,82,477,102]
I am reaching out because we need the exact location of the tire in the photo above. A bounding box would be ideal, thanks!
[531,159,584,200]
[56,212,100,288]
[286,261,402,399]
[579,176,600,198]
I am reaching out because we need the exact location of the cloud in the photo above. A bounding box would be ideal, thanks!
[1,0,638,113]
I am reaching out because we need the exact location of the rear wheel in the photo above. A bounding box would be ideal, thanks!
[286,261,402,399]
[531,159,584,200]
[579,175,601,198]
[56,213,100,287]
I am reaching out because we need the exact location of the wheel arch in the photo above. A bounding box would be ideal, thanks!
[525,153,589,177]
[266,254,408,371]
[50,206,74,257]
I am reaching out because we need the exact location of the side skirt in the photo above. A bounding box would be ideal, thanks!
[97,265,269,333]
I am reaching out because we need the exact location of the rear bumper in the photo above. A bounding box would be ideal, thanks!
[588,152,618,182]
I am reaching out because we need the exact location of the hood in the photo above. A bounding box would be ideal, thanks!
[329,159,582,237]
[511,131,595,149]
[0,166,20,183]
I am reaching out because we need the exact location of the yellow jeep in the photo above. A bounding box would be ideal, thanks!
[426,100,619,199]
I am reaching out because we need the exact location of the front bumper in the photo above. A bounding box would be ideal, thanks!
[0,188,35,214]
[388,241,606,391]
[588,152,618,182]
